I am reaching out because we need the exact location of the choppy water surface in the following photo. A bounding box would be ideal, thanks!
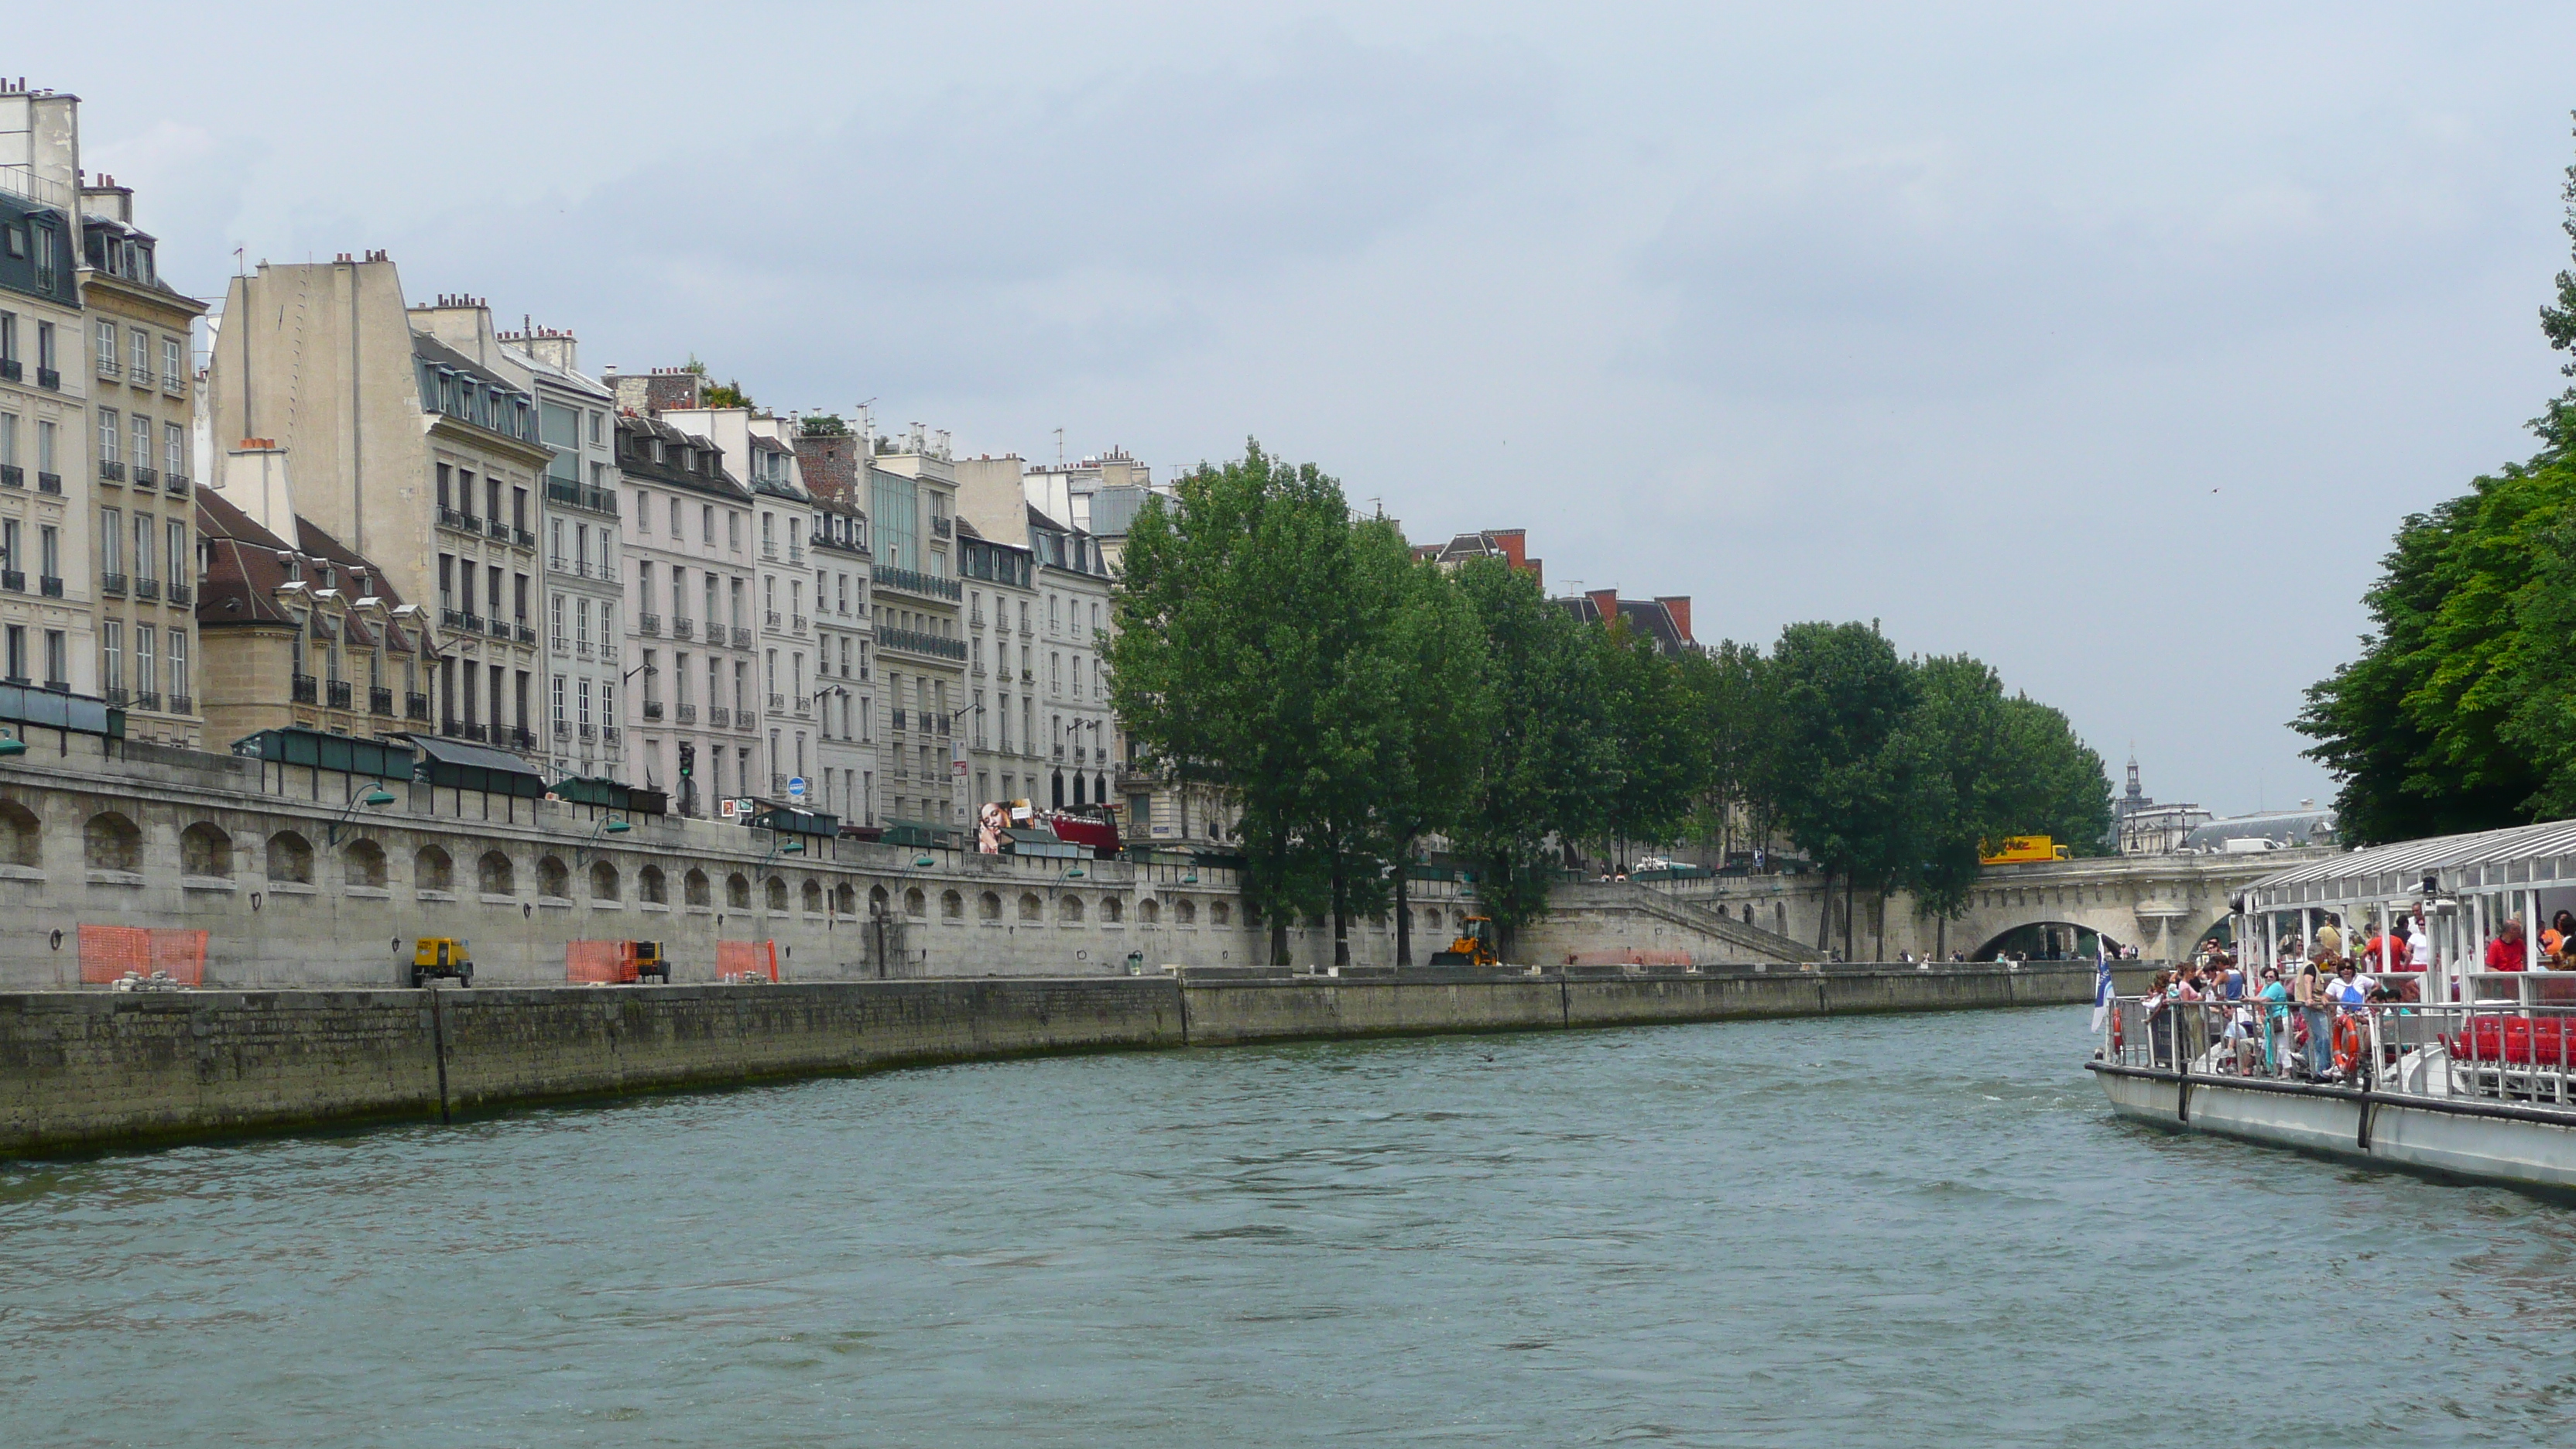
[6,1006,2575,1447]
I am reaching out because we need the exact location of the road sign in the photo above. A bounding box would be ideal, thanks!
[787,776,807,801]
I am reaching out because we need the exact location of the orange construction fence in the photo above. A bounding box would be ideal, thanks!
[718,939,778,982]
[79,926,210,986]
[565,940,625,985]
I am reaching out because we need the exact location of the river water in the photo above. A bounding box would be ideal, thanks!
[5,1005,2574,1447]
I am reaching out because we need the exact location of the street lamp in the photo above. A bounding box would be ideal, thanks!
[0,734,27,758]
[328,785,399,845]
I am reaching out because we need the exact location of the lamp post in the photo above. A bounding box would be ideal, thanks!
[327,785,399,846]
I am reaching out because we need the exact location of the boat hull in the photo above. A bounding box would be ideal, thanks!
[2089,1061,2576,1194]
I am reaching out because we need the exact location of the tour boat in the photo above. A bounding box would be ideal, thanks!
[2088,817,2576,1194]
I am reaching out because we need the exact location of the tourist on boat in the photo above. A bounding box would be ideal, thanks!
[2256,966,2290,1074]
[2314,918,2344,961]
[2293,957,2333,1081]
[2485,920,2529,973]
[2545,910,2575,959]
[2142,969,2177,1067]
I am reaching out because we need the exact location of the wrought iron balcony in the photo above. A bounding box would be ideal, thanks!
[791,615,808,635]
[168,694,192,714]
[325,680,352,710]
[291,674,318,704]
[134,690,161,712]
[0,359,16,380]
[875,564,961,601]
[707,705,728,728]
[167,581,194,606]
[135,577,159,601]
[166,473,191,497]
[104,686,129,707]
[879,626,968,662]
[769,692,786,711]
[765,609,782,630]
[37,368,60,390]
[553,718,570,738]
[639,613,659,636]
[371,686,395,716]
[671,617,694,640]
[509,727,536,752]
[517,624,536,645]
[39,576,61,598]
[438,506,475,533]
[603,726,621,746]
[0,465,17,489]
[643,700,665,721]
[406,692,430,721]
[579,722,596,741]
[676,702,697,724]
[163,372,186,395]
[486,517,512,542]
[36,472,60,494]
[514,526,535,549]
[132,467,157,488]
[488,618,512,640]
[99,460,125,482]
[100,572,125,598]
[731,626,752,649]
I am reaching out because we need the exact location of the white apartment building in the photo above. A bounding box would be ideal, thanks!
[956,454,1115,812]
[869,430,967,827]
[791,421,875,825]
[204,256,550,748]
[412,307,625,783]
[611,408,757,815]
[0,85,101,701]
[952,516,1036,810]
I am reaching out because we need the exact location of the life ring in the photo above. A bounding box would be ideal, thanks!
[2112,1012,2125,1052]
[2333,1013,2364,1074]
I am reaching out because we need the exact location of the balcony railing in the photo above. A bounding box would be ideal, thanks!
[671,618,694,640]
[739,711,758,734]
[134,577,159,601]
[37,368,60,390]
[517,624,536,645]
[488,618,512,640]
[99,460,125,482]
[406,692,430,721]
[791,615,808,635]
[543,481,620,516]
[100,572,125,598]
[578,723,596,741]
[39,576,61,598]
[163,372,186,395]
[731,626,751,649]
[762,542,778,561]
[643,700,664,721]
[36,472,60,494]
[96,355,118,381]
[930,515,952,538]
[892,709,907,732]
[371,686,395,716]
[769,692,786,711]
[166,473,190,498]
[875,564,961,601]
[133,690,160,712]
[169,693,192,715]
[765,610,782,630]
[0,359,16,381]
[603,726,620,746]
[326,680,352,710]
[879,626,968,662]
[5,570,29,594]
[676,703,697,724]
[0,465,17,489]
[639,613,660,636]
[486,517,512,542]
[104,686,129,707]
[437,506,475,533]
[515,526,536,549]
[509,727,536,752]
[166,581,193,606]
[291,674,318,704]
[707,705,728,728]
[553,718,570,738]
[132,467,157,488]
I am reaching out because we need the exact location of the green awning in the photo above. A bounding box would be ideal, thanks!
[551,776,670,817]
[3,683,125,741]
[401,732,546,798]
[232,726,412,779]
[750,802,841,838]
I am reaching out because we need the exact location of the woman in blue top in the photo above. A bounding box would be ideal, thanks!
[2256,966,2291,1074]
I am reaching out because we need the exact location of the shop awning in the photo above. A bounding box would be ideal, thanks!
[231,727,413,780]
[550,776,670,817]
[1,683,124,741]
[401,732,548,798]
[747,800,841,838]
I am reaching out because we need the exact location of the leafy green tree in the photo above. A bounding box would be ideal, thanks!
[1588,625,1711,868]
[1679,640,1776,862]
[1356,528,1490,965]
[1451,560,1615,950]
[1759,621,1917,959]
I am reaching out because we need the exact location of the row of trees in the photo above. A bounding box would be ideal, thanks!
[2298,119,2576,843]
[1109,442,2112,965]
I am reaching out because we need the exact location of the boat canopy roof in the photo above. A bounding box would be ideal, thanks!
[2241,817,2576,913]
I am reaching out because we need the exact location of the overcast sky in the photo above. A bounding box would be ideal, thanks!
[30,2,2576,815]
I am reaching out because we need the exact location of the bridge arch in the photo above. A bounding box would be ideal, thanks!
[1969,920,2127,962]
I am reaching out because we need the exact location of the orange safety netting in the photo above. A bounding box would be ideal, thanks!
[79,926,209,986]
[718,939,777,982]
[565,940,627,985]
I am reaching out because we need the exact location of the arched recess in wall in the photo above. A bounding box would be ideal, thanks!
[978,890,1002,920]
[940,889,962,921]
[342,838,387,889]
[1211,901,1230,927]
[0,800,39,868]
[1138,898,1160,925]
[684,868,711,906]
[414,844,452,892]
[727,872,751,909]
[181,821,233,878]
[1018,892,1043,923]
[537,855,570,899]
[639,865,667,904]
[803,879,824,915]
[86,811,142,872]
[903,886,923,917]
[479,851,515,896]
[868,883,889,916]
[765,876,788,913]
[590,859,619,902]
[1176,899,1197,926]
[1059,896,1085,924]
[265,830,313,884]
[838,883,858,917]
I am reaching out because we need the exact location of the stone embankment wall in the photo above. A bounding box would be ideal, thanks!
[0,960,2103,1156]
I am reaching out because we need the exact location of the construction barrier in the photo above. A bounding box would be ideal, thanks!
[78,926,210,986]
[718,939,778,983]
[565,940,625,985]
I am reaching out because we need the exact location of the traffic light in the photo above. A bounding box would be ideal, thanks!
[678,743,695,779]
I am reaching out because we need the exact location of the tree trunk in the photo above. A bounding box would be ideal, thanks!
[1395,860,1413,967]
[1815,868,1834,951]
[1936,914,1947,961]
[1332,864,1350,968]
[1841,875,1855,964]
[1872,888,1886,963]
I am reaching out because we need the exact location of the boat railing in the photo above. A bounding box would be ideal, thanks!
[2102,995,2576,1109]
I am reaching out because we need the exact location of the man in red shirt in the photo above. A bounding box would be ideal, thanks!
[2486,920,2530,973]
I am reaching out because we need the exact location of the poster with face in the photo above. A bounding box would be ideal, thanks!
[978,800,1008,855]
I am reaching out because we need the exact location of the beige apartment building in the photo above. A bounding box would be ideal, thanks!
[203,257,550,749]
[79,174,205,745]
[0,85,101,703]
[869,429,967,828]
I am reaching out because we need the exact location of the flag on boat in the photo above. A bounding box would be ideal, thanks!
[2089,936,2115,1034]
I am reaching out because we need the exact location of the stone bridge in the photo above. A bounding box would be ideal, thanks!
[1642,851,2320,962]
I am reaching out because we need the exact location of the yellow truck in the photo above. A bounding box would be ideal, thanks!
[1978,836,2072,866]
[411,937,474,988]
